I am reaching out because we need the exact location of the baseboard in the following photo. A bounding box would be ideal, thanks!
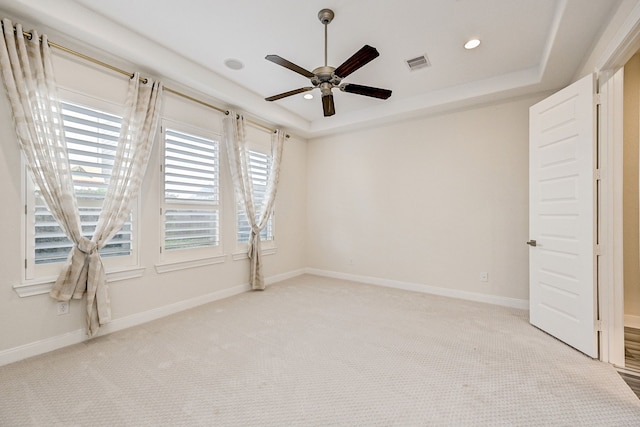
[305,268,529,310]
[625,314,640,329]
[0,269,305,367]
[265,268,306,285]
[95,282,253,337]
[0,329,87,368]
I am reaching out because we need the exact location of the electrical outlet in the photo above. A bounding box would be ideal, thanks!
[57,301,69,315]
[480,272,489,282]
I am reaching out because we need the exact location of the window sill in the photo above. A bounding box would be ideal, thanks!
[232,247,277,261]
[13,266,146,298]
[155,254,226,274]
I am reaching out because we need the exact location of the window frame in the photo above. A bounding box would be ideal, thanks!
[157,119,225,271]
[21,89,142,286]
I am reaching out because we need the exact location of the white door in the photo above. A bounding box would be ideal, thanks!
[529,73,598,358]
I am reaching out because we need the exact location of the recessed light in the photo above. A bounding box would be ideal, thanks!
[464,39,481,50]
[303,93,314,100]
[224,58,244,70]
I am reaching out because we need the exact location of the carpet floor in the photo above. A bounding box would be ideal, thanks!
[1,274,639,426]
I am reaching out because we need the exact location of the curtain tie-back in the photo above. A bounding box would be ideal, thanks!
[247,230,264,290]
[247,229,259,259]
[77,237,97,255]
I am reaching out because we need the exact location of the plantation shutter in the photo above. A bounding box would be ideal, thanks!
[163,128,220,251]
[34,102,131,264]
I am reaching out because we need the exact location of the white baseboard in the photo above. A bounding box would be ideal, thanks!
[95,283,252,337]
[0,329,87,368]
[625,314,640,329]
[305,268,529,310]
[265,268,306,285]
[0,269,305,367]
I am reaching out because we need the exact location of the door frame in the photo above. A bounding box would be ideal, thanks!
[599,67,625,366]
[596,2,640,367]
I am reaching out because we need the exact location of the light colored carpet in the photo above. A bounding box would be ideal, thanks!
[1,274,639,426]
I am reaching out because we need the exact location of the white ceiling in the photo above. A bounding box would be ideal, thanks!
[0,0,622,138]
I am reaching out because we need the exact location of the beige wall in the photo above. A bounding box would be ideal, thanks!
[625,53,640,318]
[305,95,544,302]
[0,53,308,355]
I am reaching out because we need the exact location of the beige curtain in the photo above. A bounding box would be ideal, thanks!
[0,19,163,336]
[223,111,285,290]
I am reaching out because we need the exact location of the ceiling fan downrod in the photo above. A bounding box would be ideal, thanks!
[318,9,334,67]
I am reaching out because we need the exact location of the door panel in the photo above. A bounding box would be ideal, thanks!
[529,73,598,358]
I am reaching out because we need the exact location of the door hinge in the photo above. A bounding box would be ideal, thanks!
[595,93,602,106]
[595,319,604,331]
[594,169,601,181]
[595,244,604,256]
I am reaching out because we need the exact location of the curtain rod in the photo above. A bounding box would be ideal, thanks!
[15,27,289,138]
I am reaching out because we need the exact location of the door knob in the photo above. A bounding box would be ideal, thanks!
[526,240,537,247]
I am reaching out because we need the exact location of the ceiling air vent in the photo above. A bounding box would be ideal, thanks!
[406,54,431,71]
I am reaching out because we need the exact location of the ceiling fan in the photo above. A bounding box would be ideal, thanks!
[264,8,392,117]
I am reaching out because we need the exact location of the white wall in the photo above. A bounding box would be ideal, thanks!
[306,95,544,303]
[0,52,308,360]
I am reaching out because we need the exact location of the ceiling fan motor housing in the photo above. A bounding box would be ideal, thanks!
[311,66,342,87]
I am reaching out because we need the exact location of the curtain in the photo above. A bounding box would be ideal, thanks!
[223,111,285,290]
[0,19,83,300]
[0,19,81,260]
[0,19,163,336]
[50,74,162,336]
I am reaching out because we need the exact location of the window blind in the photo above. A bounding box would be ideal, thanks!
[34,102,131,264]
[163,128,219,251]
[164,129,219,202]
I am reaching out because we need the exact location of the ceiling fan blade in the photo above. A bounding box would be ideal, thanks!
[265,55,315,79]
[342,83,392,99]
[322,94,335,117]
[334,45,380,78]
[265,87,314,102]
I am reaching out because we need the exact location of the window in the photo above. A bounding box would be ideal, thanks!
[237,149,274,244]
[27,101,135,278]
[161,125,220,256]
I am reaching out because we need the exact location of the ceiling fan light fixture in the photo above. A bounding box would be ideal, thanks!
[464,39,481,50]
[303,93,314,99]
